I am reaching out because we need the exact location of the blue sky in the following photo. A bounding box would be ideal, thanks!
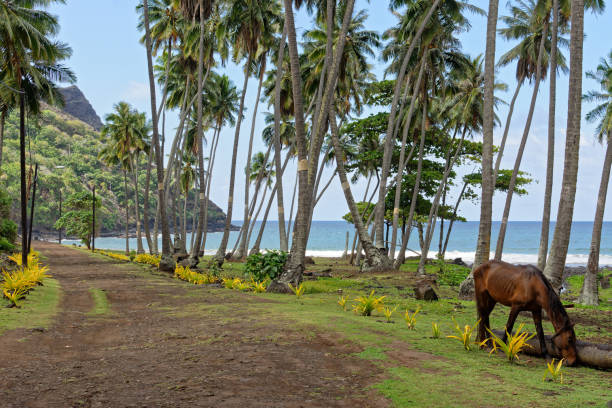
[47,0,612,221]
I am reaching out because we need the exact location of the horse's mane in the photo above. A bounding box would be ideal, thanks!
[527,265,570,328]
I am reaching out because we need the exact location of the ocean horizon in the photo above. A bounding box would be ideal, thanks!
[62,220,612,266]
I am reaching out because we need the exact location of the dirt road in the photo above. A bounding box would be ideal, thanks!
[0,242,387,407]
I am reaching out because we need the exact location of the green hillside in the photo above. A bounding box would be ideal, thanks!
[0,107,226,237]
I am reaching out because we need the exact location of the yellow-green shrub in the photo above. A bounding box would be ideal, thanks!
[2,251,50,307]
[352,290,385,316]
[134,253,161,267]
[447,317,480,351]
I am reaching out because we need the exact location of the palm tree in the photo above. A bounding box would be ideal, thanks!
[100,102,150,254]
[99,141,131,255]
[213,0,282,266]
[374,0,444,252]
[538,0,605,269]
[142,0,173,271]
[579,51,612,305]
[200,73,240,252]
[494,0,561,260]
[460,0,500,299]
[0,0,75,266]
[543,0,585,289]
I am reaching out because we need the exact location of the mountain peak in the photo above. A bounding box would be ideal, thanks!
[59,86,103,131]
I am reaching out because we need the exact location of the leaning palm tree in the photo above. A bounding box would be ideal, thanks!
[200,73,240,253]
[543,0,586,289]
[141,0,174,271]
[578,51,612,305]
[460,0,501,299]
[494,0,566,260]
[213,0,282,266]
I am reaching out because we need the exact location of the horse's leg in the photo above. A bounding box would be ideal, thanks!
[532,309,549,359]
[501,306,520,344]
[476,292,495,343]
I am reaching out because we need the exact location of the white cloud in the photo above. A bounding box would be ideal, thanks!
[121,81,149,102]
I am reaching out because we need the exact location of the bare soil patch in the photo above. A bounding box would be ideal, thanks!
[0,243,388,408]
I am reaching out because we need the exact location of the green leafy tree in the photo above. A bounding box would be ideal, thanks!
[54,192,101,249]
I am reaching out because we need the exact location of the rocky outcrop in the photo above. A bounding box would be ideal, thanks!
[59,86,103,130]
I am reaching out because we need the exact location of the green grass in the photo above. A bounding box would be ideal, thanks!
[82,250,612,406]
[87,287,111,316]
[0,278,61,335]
[565,274,612,310]
[155,256,611,408]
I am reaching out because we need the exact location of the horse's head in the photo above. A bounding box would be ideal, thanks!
[551,323,577,366]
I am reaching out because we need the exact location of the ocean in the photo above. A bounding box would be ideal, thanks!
[63,221,612,266]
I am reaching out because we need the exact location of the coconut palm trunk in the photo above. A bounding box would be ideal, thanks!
[201,126,221,252]
[273,27,288,252]
[189,1,209,264]
[131,155,145,254]
[123,170,130,256]
[213,57,251,266]
[578,136,611,305]
[268,0,318,291]
[394,101,428,269]
[251,153,291,255]
[417,127,467,273]
[374,0,442,250]
[459,0,499,299]
[143,148,154,254]
[494,22,548,260]
[390,56,427,260]
[236,61,266,259]
[329,109,389,271]
[493,75,524,181]
[142,0,173,271]
[544,0,584,289]
[538,0,559,270]
[442,179,469,258]
[0,109,6,169]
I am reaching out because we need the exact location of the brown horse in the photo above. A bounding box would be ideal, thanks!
[474,260,577,365]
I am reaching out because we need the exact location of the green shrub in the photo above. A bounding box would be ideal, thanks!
[0,189,11,219]
[0,218,17,243]
[436,260,470,286]
[0,237,15,251]
[245,250,288,282]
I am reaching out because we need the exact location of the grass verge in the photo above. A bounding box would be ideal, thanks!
[0,278,61,335]
[87,287,111,316]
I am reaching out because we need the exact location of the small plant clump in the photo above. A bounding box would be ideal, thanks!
[447,317,480,351]
[288,282,306,298]
[431,322,441,338]
[543,358,566,384]
[483,323,535,363]
[404,307,420,329]
[2,251,50,307]
[383,305,398,323]
[251,279,268,293]
[338,295,348,311]
[352,290,385,316]
[134,253,161,267]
